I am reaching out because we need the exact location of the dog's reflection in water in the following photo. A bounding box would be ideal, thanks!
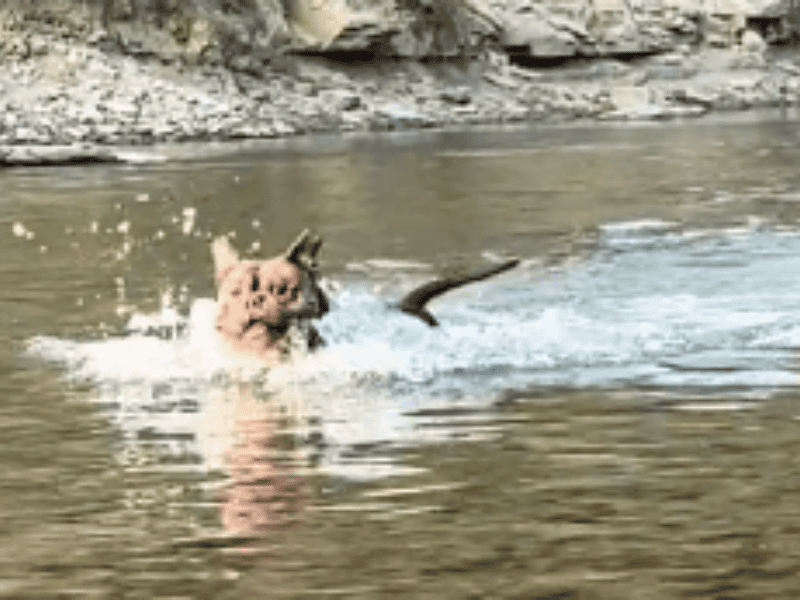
[215,381,306,538]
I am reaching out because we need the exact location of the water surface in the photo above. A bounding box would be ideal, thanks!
[3,113,800,598]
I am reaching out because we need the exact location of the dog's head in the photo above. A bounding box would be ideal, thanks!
[212,230,328,359]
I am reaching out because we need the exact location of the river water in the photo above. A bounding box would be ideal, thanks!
[3,112,800,598]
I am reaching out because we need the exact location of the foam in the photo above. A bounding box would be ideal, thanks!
[29,223,800,394]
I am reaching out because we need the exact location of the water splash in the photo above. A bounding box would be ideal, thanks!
[29,220,800,392]
[25,220,800,479]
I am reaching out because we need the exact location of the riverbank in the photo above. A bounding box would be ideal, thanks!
[2,25,800,165]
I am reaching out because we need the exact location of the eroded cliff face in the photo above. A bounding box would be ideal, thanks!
[280,0,788,59]
[0,0,794,163]
[0,0,291,70]
[0,0,788,71]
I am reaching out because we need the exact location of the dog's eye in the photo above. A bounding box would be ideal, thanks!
[278,283,287,295]
[289,286,298,301]
[251,274,260,291]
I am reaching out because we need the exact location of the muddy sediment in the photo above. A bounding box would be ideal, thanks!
[1,25,800,165]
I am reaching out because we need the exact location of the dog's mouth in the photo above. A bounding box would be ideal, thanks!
[243,318,289,341]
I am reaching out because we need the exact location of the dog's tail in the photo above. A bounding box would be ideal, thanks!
[397,258,519,327]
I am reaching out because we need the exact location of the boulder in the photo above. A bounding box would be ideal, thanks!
[609,84,652,110]
[286,0,361,47]
[668,85,718,108]
[465,0,591,57]
[739,27,767,55]
[440,86,473,105]
[504,16,585,56]
[372,101,435,128]
[285,0,399,51]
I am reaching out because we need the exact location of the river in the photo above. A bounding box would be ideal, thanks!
[2,112,800,598]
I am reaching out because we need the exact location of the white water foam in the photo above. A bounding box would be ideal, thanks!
[27,223,800,395]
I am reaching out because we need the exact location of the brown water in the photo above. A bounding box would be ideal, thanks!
[3,112,800,598]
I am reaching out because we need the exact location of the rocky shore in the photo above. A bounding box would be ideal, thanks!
[1,25,800,165]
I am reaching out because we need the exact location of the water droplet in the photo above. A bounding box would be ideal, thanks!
[181,207,196,235]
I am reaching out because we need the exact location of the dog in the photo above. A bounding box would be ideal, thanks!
[212,229,328,362]
[212,229,519,361]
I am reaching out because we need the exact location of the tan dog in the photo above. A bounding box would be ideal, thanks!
[213,229,520,361]
[212,229,328,362]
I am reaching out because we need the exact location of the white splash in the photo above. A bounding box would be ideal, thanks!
[24,220,800,478]
[181,207,196,236]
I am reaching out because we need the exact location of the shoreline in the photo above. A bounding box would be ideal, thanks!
[3,105,799,168]
[2,27,800,166]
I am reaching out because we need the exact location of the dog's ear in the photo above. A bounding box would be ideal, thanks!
[211,237,240,284]
[284,229,323,271]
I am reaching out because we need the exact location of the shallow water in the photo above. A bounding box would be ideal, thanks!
[3,112,800,598]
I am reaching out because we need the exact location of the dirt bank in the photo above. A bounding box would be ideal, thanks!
[1,24,799,165]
